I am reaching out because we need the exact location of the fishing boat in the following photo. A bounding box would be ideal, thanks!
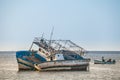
[94,60,116,64]
[16,37,90,71]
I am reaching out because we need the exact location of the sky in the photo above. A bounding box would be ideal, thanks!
[0,0,120,51]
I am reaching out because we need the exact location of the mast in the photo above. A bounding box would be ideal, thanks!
[49,27,54,46]
[48,27,54,54]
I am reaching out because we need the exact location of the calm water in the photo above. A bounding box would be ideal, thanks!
[0,51,120,80]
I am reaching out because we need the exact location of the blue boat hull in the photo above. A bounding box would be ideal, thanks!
[16,51,46,70]
[16,51,90,71]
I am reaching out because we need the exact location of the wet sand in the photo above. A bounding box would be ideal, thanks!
[0,52,120,80]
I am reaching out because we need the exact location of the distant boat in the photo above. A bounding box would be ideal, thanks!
[94,60,116,64]
[16,37,90,71]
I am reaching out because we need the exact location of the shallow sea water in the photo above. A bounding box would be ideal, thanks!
[0,51,120,80]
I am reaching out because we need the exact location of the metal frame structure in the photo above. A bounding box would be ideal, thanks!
[30,37,85,56]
